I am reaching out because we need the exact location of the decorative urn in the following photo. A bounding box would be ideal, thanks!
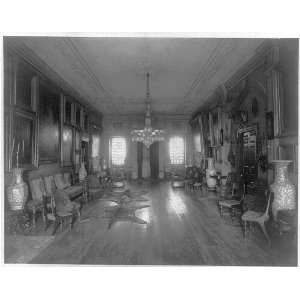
[79,162,87,182]
[7,168,28,211]
[270,160,296,221]
[206,157,217,189]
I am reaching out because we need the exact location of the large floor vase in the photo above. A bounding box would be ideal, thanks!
[206,158,217,189]
[7,168,28,211]
[270,160,296,221]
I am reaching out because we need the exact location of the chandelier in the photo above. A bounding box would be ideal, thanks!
[131,73,165,148]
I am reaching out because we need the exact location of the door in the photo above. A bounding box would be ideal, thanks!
[150,142,159,179]
[238,126,258,187]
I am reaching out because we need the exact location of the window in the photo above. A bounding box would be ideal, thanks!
[169,136,185,165]
[92,134,100,158]
[111,137,126,166]
[193,132,202,152]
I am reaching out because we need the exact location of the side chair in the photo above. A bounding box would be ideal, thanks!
[241,190,273,245]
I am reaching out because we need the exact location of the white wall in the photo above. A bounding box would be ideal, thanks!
[101,114,193,177]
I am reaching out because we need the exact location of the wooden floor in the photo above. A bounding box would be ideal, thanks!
[30,181,297,265]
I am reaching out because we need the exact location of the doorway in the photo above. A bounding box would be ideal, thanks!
[237,125,258,186]
[150,142,159,179]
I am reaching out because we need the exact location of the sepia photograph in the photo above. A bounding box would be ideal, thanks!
[1,2,300,300]
[2,36,298,266]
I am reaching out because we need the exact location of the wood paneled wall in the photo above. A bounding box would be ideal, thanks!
[190,39,298,185]
[3,45,103,187]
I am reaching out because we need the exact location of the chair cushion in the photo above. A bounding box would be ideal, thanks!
[44,176,56,195]
[53,190,79,214]
[54,173,68,190]
[26,199,44,210]
[29,178,47,203]
[241,210,263,221]
[219,200,241,208]
[64,185,83,198]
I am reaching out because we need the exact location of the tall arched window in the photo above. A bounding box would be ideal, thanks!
[169,136,185,165]
[111,137,127,166]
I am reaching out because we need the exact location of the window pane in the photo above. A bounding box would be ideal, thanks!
[111,137,126,166]
[92,134,100,158]
[169,136,184,165]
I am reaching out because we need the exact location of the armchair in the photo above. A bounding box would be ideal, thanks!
[27,178,48,227]
[44,189,81,235]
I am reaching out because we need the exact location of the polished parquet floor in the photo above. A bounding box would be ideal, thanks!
[30,181,297,265]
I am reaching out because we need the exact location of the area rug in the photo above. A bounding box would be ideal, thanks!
[102,189,150,229]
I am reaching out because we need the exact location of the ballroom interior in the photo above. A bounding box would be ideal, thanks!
[2,37,298,265]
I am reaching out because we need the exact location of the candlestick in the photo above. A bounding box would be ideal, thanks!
[16,143,20,169]
[11,138,15,163]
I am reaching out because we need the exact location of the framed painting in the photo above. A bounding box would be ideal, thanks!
[209,107,221,147]
[62,125,73,167]
[38,81,60,164]
[75,103,82,128]
[10,109,37,170]
[14,57,37,111]
[74,129,81,172]
[64,95,74,125]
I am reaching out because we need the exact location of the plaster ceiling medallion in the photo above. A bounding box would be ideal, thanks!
[131,73,165,148]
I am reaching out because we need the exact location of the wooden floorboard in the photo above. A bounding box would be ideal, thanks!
[30,181,297,265]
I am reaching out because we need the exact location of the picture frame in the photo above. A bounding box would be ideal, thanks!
[13,57,37,112]
[38,80,60,164]
[9,108,38,170]
[209,107,221,147]
[62,125,73,167]
[64,96,73,125]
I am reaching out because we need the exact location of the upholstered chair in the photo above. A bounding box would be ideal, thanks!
[27,178,48,227]
[45,189,81,235]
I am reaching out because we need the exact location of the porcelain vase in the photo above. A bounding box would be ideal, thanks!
[206,157,217,189]
[7,168,28,211]
[270,160,296,221]
[79,162,87,181]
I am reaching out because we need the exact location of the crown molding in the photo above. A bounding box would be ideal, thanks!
[4,37,103,117]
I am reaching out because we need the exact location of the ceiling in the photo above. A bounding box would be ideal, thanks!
[18,36,264,116]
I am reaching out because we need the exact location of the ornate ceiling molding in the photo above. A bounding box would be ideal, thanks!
[4,37,101,115]
[65,37,113,99]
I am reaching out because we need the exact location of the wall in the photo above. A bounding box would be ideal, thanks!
[190,39,298,186]
[101,114,193,178]
[3,44,103,191]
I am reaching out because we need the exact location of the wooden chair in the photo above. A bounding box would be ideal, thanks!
[44,189,81,235]
[44,175,57,196]
[218,182,244,220]
[53,173,84,201]
[27,178,47,227]
[241,190,273,245]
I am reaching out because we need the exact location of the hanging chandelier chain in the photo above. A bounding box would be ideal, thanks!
[131,72,165,148]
